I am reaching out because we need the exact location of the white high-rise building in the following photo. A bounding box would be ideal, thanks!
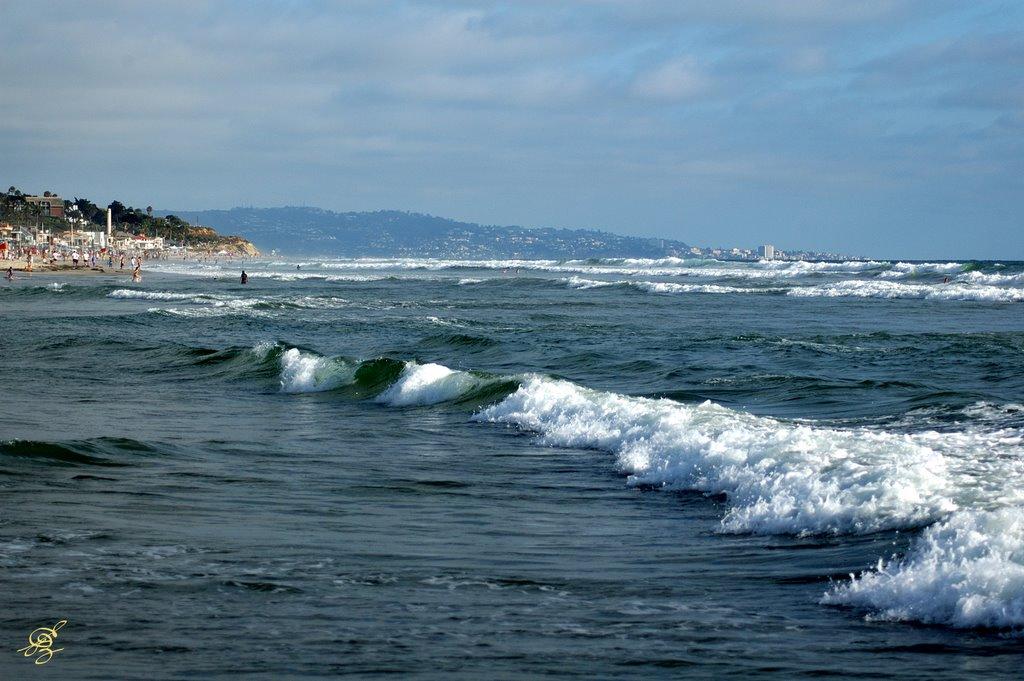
[759,244,775,260]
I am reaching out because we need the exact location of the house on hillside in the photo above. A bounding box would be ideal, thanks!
[24,193,65,218]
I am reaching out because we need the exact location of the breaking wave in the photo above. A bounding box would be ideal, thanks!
[190,342,1024,629]
[279,347,358,393]
[474,376,960,536]
[561,277,1023,302]
[564,277,777,295]
[788,280,1024,302]
[109,289,350,312]
[823,508,1024,630]
[376,363,487,406]
[239,345,1024,537]
[133,257,1024,306]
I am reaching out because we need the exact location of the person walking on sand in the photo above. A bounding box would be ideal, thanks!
[26,252,33,272]
[240,270,248,284]
[72,250,80,268]
[120,255,125,270]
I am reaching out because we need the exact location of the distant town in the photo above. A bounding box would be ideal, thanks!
[0,186,258,260]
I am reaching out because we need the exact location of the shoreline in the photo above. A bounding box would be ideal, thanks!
[2,254,257,276]
[2,258,134,275]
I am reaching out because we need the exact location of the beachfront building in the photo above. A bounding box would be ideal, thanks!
[69,230,109,250]
[112,233,164,252]
[24,193,65,218]
[759,244,775,261]
[0,223,35,247]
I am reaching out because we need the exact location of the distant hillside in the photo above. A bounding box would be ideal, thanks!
[156,207,690,258]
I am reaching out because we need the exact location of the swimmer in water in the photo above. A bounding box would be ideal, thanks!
[241,270,248,284]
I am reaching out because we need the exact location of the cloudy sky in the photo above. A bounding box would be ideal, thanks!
[2,1,1021,258]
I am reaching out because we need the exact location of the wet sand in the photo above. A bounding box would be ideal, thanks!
[2,258,137,275]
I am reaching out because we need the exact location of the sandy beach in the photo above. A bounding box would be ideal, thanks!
[1,257,136,275]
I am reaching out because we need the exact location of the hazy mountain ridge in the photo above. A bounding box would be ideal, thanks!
[157,207,691,258]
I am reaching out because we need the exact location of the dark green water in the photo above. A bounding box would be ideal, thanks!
[1,257,1023,679]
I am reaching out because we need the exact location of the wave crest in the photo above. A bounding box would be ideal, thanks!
[823,508,1024,629]
[474,377,956,536]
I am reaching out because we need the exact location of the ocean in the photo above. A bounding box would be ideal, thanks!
[2,256,1023,679]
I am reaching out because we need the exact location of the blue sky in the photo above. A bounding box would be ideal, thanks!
[1,1,1021,258]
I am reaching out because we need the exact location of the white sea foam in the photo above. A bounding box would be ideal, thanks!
[565,277,778,295]
[957,271,1024,286]
[474,376,957,535]
[631,280,777,295]
[279,348,353,393]
[822,508,1024,629]
[375,362,481,407]
[110,289,204,301]
[788,280,1024,302]
[565,276,617,290]
[876,262,965,279]
[146,306,270,319]
[111,289,348,310]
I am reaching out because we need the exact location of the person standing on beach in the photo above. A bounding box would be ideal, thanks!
[26,252,33,272]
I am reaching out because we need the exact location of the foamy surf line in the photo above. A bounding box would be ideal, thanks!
[265,346,1022,538]
[474,378,1024,631]
[788,280,1024,303]
[564,277,780,295]
[230,342,1024,629]
[563,277,1023,302]
[109,289,350,312]
[822,508,1024,630]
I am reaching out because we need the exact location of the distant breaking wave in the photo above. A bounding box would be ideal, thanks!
[144,256,1003,281]
[565,276,782,295]
[562,277,1022,302]
[131,257,1024,305]
[787,280,1024,303]
[109,289,350,310]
